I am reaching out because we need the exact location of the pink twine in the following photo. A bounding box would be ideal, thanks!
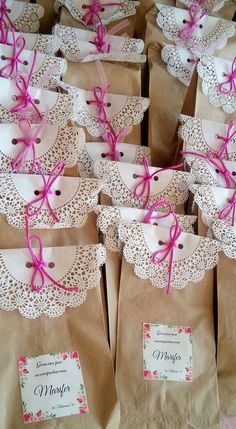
[218,191,236,226]
[182,150,236,189]
[86,85,111,123]
[82,0,121,26]
[178,3,208,42]
[102,125,125,161]
[0,18,10,44]
[11,117,45,173]
[0,0,16,31]
[143,198,173,224]
[90,22,111,53]
[208,121,236,160]
[0,30,25,78]
[26,161,64,222]
[11,50,42,119]
[25,216,80,293]
[219,57,236,95]
[151,206,182,294]
[133,158,183,209]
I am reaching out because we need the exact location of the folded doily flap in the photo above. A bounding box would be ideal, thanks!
[0,173,103,229]
[156,3,235,56]
[78,142,151,177]
[0,243,106,318]
[59,81,150,137]
[3,0,44,32]
[118,221,222,289]
[53,24,145,62]
[0,123,85,174]
[5,32,60,55]
[93,160,194,208]
[177,0,229,13]
[197,55,236,114]
[161,44,197,86]
[187,156,236,188]
[95,204,197,252]
[54,0,139,26]
[179,116,236,161]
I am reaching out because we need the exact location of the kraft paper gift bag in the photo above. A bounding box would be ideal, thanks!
[115,222,221,428]
[58,5,137,37]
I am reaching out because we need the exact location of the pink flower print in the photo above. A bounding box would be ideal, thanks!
[178,328,183,333]
[19,357,27,365]
[144,323,150,330]
[36,410,42,417]
[80,404,89,414]
[23,413,32,422]
[63,354,68,360]
[143,370,149,378]
[72,352,79,359]
[23,368,29,374]
[185,327,191,334]
[77,398,83,403]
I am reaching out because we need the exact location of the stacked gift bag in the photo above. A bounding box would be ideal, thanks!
[0,0,235,428]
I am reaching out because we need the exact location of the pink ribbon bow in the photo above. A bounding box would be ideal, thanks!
[208,121,236,160]
[0,0,16,31]
[133,158,183,209]
[152,210,182,294]
[90,22,111,53]
[87,85,111,124]
[26,162,64,222]
[11,50,42,119]
[102,126,125,161]
[0,30,25,78]
[182,151,236,189]
[11,117,45,173]
[82,0,121,26]
[218,191,236,226]
[25,217,80,293]
[178,3,208,42]
[143,198,173,224]
[219,57,236,95]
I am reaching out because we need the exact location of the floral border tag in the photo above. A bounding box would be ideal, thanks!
[18,351,89,424]
[143,323,192,382]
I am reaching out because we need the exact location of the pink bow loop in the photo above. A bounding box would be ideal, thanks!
[178,4,208,42]
[212,121,236,160]
[152,213,182,294]
[0,30,25,78]
[11,50,42,119]
[143,199,173,224]
[218,191,236,226]
[102,126,125,161]
[219,57,236,95]
[0,0,17,31]
[26,218,80,293]
[87,85,110,124]
[82,1,121,26]
[91,22,110,53]
[26,161,65,222]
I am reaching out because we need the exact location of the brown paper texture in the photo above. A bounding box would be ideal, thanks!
[116,260,220,429]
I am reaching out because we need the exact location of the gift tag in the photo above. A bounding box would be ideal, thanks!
[143,324,192,382]
[0,123,85,174]
[0,244,105,317]
[2,0,44,32]
[78,142,151,177]
[161,44,197,86]
[54,0,139,27]
[18,351,88,423]
[156,4,235,57]
[0,44,66,88]
[60,81,150,137]
[197,55,236,114]
[53,24,146,63]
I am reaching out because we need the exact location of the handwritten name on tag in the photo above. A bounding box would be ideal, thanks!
[143,324,192,382]
[18,351,89,424]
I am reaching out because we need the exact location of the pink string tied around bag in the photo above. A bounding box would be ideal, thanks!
[25,217,80,293]
[219,57,236,95]
[0,18,10,44]
[91,22,111,53]
[11,117,45,173]
[82,0,121,26]
[26,161,64,223]
[102,126,125,161]
[87,85,111,123]
[178,3,208,42]
[182,150,236,189]
[133,157,183,209]
[143,198,173,224]
[0,0,16,31]
[11,49,43,120]
[208,121,236,160]
[218,191,236,227]
[0,31,25,78]
[151,208,182,294]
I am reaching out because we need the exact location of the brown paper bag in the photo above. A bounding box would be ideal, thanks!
[58,6,136,37]
[0,212,119,428]
[116,261,220,429]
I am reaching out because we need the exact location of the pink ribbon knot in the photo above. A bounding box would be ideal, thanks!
[11,117,45,173]
[219,57,236,95]
[26,219,80,293]
[0,31,25,78]
[82,1,121,26]
[178,4,208,42]
[152,213,182,294]
[218,191,236,226]
[26,161,64,222]
[91,22,110,53]
[102,126,125,161]
[133,158,183,209]
[87,85,110,124]
[211,121,236,160]
[11,50,42,119]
